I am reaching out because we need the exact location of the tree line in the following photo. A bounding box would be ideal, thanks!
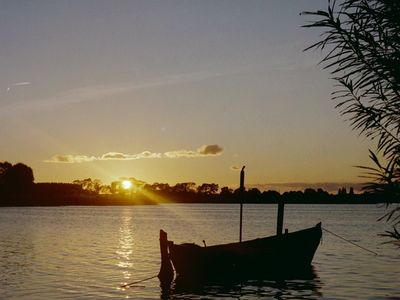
[1,161,395,206]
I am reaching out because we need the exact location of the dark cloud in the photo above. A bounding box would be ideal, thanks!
[198,144,223,155]
[165,144,223,158]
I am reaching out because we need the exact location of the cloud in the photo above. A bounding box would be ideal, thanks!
[12,82,31,86]
[198,144,223,155]
[100,151,162,160]
[2,71,224,113]
[230,166,241,171]
[164,150,199,158]
[5,81,31,92]
[45,144,223,163]
[101,152,126,160]
[45,154,97,163]
[64,71,222,104]
[164,144,223,158]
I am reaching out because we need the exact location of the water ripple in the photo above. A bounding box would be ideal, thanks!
[0,204,399,299]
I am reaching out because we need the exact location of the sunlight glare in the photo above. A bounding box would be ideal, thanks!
[121,180,132,190]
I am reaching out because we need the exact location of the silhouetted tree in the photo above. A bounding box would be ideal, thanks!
[247,187,261,198]
[219,186,233,202]
[303,0,400,243]
[349,187,354,195]
[317,188,330,201]
[99,185,112,195]
[262,190,281,202]
[282,191,304,203]
[0,162,12,181]
[220,186,233,195]
[111,181,119,194]
[1,162,34,192]
[197,183,219,195]
[304,188,318,201]
[151,183,172,192]
[304,188,317,195]
[34,182,83,196]
[172,182,196,193]
[73,178,102,194]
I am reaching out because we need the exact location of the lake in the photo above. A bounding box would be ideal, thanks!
[0,204,399,299]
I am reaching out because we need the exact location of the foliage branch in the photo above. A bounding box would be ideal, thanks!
[302,0,400,244]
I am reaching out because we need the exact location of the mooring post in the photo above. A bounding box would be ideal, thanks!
[239,166,245,242]
[158,230,174,283]
[276,201,285,236]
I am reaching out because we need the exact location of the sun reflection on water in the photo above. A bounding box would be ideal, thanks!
[116,209,134,284]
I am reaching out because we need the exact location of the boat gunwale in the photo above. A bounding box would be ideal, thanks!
[167,222,322,251]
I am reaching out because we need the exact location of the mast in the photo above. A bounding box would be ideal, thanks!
[239,166,245,242]
[276,201,284,236]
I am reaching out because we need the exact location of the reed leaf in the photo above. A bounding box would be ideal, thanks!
[303,0,400,244]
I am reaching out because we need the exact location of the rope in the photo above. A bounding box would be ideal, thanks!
[120,275,158,288]
[322,227,378,256]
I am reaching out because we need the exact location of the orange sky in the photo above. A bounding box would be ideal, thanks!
[0,1,373,189]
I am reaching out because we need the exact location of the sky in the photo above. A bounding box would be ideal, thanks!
[0,0,374,192]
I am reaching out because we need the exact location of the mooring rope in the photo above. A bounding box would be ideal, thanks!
[322,227,378,256]
[120,275,158,288]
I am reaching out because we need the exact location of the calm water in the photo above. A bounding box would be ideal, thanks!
[0,204,399,299]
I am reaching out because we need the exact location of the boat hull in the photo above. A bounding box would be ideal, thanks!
[167,223,322,279]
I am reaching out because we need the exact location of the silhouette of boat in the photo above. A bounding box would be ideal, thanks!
[158,223,322,282]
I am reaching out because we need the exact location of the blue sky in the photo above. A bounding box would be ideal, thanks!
[0,0,373,190]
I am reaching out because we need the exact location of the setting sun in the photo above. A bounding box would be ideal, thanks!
[121,180,132,190]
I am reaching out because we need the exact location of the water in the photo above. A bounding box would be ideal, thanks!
[0,204,399,299]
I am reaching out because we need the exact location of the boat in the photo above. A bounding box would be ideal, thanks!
[158,222,322,282]
[157,168,322,282]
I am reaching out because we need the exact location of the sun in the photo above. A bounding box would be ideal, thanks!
[121,180,132,190]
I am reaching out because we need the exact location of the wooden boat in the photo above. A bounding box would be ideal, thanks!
[158,222,322,282]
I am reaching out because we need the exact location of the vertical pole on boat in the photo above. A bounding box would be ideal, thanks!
[276,200,284,236]
[158,230,174,283]
[239,166,245,242]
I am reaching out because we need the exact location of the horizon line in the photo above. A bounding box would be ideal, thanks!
[34,180,365,193]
